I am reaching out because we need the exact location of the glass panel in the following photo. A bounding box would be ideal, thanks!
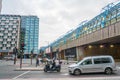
[81,59,92,65]
[94,58,101,64]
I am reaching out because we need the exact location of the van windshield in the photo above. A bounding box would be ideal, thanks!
[76,60,81,64]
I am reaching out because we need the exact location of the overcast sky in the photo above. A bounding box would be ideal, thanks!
[1,0,118,48]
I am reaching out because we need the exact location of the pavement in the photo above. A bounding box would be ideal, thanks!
[14,60,120,71]
[2,77,120,80]
[14,60,74,71]
[14,63,45,71]
[1,60,120,80]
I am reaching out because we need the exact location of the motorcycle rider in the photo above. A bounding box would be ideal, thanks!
[44,59,61,72]
[46,61,50,70]
[51,60,56,70]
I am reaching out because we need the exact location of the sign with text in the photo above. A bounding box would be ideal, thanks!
[65,47,76,58]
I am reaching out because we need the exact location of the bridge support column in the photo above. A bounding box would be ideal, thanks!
[76,47,85,61]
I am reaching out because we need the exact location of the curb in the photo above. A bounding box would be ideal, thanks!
[14,68,44,71]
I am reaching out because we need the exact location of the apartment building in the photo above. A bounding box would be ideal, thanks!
[0,15,21,53]
[0,15,39,57]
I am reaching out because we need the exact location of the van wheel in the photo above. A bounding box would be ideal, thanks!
[105,68,112,75]
[74,69,81,75]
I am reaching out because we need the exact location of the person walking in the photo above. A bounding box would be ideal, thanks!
[36,56,39,67]
[13,47,18,64]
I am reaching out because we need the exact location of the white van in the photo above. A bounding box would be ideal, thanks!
[68,55,117,75]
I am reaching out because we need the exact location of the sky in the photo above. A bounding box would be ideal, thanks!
[1,0,118,48]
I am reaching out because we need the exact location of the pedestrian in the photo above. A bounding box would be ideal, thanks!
[36,56,39,67]
[13,47,18,64]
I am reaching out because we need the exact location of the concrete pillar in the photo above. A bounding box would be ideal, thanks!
[76,47,85,61]
[0,0,2,14]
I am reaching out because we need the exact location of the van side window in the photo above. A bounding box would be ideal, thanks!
[81,59,92,65]
[101,58,112,63]
[94,58,101,64]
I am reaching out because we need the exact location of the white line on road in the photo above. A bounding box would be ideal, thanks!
[116,66,120,70]
[118,67,120,69]
[61,73,69,75]
[12,71,30,79]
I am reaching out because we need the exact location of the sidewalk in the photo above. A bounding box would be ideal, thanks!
[14,60,71,71]
[14,62,45,71]
[14,60,120,71]
[15,66,44,71]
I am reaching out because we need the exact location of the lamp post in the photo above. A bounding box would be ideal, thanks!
[45,41,52,59]
[66,40,69,64]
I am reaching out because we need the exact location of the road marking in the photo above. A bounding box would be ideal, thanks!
[116,67,120,69]
[61,73,69,75]
[118,67,120,69]
[12,71,30,79]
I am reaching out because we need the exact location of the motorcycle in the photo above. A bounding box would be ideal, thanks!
[44,61,62,72]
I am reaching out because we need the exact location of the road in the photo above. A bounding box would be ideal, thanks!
[0,59,120,80]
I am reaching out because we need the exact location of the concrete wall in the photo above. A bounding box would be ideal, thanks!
[76,47,85,60]
[84,45,120,60]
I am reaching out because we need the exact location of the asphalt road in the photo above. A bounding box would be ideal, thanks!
[0,60,25,79]
[0,59,120,80]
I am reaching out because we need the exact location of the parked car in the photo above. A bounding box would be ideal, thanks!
[4,55,15,61]
[68,55,117,75]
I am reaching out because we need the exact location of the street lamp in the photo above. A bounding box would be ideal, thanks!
[45,41,52,59]
[66,40,69,64]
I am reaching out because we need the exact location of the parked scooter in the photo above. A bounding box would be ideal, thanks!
[44,60,62,72]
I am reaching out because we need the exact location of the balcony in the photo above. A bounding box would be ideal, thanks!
[0,33,3,36]
[12,31,16,33]
[13,25,16,28]
[3,42,7,44]
[1,28,4,30]
[2,47,6,50]
[8,33,12,36]
[12,36,16,38]
[11,42,15,44]
[4,36,7,39]
[0,44,2,47]
[0,39,3,41]
[7,44,11,47]
[1,23,5,25]
[8,28,12,31]
[7,39,11,41]
[4,31,8,33]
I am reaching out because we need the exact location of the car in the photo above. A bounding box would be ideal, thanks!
[68,55,117,75]
[4,55,15,61]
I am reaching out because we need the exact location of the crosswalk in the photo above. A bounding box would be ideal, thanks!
[117,67,120,69]
[61,73,69,75]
